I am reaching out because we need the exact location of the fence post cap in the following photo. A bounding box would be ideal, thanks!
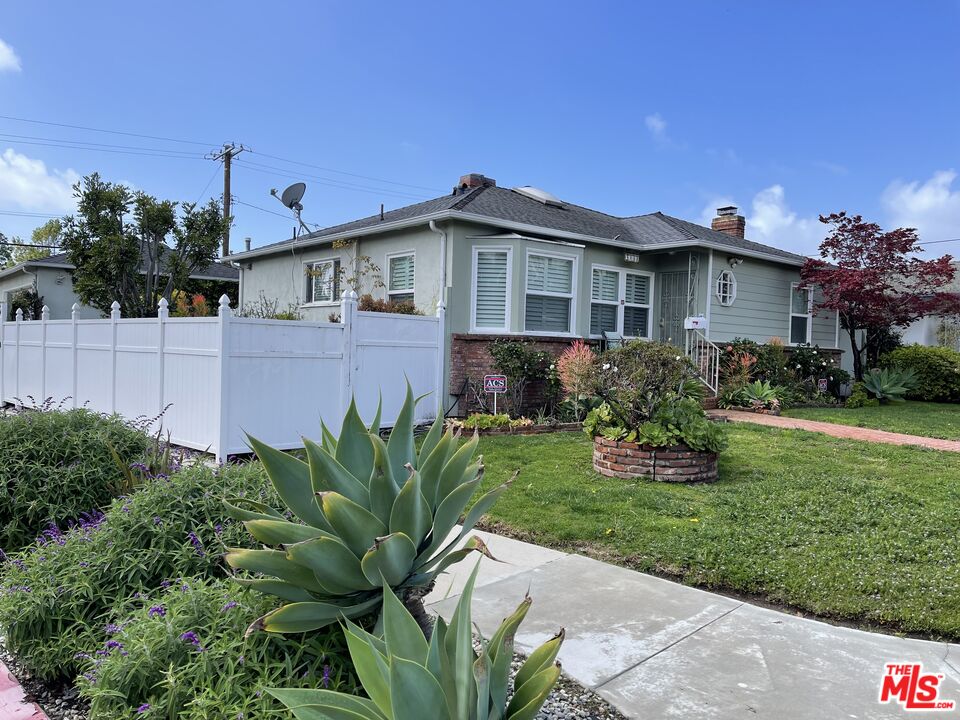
[341,289,358,302]
[218,294,231,317]
[111,301,121,311]
[71,302,80,311]
[41,305,50,320]
[157,297,169,309]
[15,308,23,321]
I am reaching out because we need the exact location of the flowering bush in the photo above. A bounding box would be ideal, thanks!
[487,340,558,415]
[78,577,357,720]
[584,341,726,453]
[0,407,150,551]
[0,463,274,681]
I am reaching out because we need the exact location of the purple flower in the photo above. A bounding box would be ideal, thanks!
[322,664,331,688]
[179,631,204,652]
[160,579,172,588]
[214,523,223,535]
[137,703,150,713]
[148,605,166,618]
[187,532,205,557]
[153,516,163,526]
[105,623,121,635]
[105,640,124,652]
[220,601,238,612]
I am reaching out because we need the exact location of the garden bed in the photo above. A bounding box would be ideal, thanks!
[448,420,583,436]
[593,436,718,482]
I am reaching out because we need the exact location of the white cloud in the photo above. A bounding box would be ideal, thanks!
[0,38,21,73]
[645,113,667,141]
[0,148,80,213]
[700,185,825,255]
[882,170,960,244]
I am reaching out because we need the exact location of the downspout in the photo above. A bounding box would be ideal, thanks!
[429,220,447,309]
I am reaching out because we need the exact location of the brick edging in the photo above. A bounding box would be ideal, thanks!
[593,436,719,482]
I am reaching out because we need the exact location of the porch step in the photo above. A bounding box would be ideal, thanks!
[700,396,718,411]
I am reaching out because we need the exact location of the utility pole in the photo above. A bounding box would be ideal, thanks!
[205,142,248,257]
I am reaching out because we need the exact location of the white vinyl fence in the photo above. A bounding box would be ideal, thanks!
[0,293,444,460]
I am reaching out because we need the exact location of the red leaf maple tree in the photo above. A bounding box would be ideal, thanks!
[801,212,959,380]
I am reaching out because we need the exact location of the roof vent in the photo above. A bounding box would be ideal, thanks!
[513,186,564,207]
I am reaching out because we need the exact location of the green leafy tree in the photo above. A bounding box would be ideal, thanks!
[60,174,228,317]
[0,231,12,268]
[12,219,59,265]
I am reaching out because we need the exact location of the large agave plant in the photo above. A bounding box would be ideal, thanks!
[224,385,512,634]
[268,563,564,720]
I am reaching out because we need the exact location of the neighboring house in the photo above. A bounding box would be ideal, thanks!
[900,262,960,350]
[231,173,847,408]
[0,251,239,320]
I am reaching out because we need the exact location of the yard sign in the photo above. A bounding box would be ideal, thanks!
[483,374,507,414]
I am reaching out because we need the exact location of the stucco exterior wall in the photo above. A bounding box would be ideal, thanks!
[0,267,102,320]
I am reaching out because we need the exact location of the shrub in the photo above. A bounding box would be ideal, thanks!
[236,291,302,320]
[0,407,150,551]
[881,345,960,402]
[226,390,509,637]
[270,565,562,720]
[861,367,918,403]
[357,293,424,315]
[845,382,878,408]
[79,577,357,720]
[0,463,273,681]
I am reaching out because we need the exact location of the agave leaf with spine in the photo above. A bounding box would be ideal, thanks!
[225,383,510,634]
[267,564,564,720]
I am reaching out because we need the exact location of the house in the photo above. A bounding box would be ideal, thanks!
[0,250,239,320]
[230,173,847,410]
[900,262,960,351]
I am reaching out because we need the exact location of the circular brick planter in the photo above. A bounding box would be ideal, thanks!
[592,436,719,483]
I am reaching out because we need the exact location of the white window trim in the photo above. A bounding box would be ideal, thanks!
[587,263,654,340]
[470,245,513,333]
[715,269,737,306]
[302,257,340,307]
[523,248,578,335]
[789,282,813,345]
[385,249,416,300]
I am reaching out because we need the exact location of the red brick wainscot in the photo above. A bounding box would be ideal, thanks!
[449,333,596,416]
[593,436,719,483]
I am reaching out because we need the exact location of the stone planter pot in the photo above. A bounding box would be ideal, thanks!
[593,436,719,483]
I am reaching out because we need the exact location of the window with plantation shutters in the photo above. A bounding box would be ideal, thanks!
[306,259,340,303]
[525,252,574,333]
[590,268,618,335]
[387,253,415,304]
[472,248,510,330]
[589,265,653,339]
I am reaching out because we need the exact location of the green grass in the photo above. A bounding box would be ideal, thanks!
[782,401,960,440]
[476,428,960,640]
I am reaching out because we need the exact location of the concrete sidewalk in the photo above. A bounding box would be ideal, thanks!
[426,531,960,719]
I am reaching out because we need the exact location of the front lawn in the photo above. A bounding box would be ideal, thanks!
[782,400,960,440]
[476,427,960,640]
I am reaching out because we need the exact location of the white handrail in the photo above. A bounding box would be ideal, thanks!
[686,329,720,395]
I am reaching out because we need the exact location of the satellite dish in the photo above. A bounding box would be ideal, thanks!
[279,182,306,210]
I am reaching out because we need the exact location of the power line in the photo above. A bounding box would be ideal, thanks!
[193,160,223,206]
[0,241,60,249]
[0,209,61,218]
[0,132,199,156]
[233,198,315,223]
[0,114,215,147]
[0,136,205,160]
[249,150,445,193]
[233,159,432,202]
[918,238,960,246]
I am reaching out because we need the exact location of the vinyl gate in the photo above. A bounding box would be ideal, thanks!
[0,293,444,460]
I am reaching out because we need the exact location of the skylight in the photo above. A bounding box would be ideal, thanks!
[513,186,564,207]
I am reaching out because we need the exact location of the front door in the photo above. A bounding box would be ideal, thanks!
[658,271,688,346]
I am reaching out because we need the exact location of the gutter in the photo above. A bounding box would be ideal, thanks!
[229,209,805,269]
[428,220,447,308]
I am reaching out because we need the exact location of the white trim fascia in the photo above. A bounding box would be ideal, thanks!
[385,249,416,298]
[470,245,513,334]
[230,208,805,268]
[523,247,579,335]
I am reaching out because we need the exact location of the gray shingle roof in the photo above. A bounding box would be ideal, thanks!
[23,249,239,281]
[240,184,805,265]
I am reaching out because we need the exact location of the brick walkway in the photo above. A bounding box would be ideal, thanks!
[708,409,960,452]
[0,659,48,720]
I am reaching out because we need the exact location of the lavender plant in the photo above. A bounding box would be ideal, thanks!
[0,406,150,550]
[78,577,358,720]
[0,463,274,681]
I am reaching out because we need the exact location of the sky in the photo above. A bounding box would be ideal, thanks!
[0,1,958,257]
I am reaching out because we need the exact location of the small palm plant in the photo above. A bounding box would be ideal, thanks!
[225,385,512,635]
[268,564,564,720]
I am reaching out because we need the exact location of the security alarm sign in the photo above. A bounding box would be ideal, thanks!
[483,375,507,393]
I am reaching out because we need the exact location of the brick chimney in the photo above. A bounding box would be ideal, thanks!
[711,206,746,238]
[456,173,496,192]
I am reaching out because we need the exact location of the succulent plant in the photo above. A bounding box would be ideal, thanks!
[862,367,918,403]
[224,385,512,634]
[268,563,564,720]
